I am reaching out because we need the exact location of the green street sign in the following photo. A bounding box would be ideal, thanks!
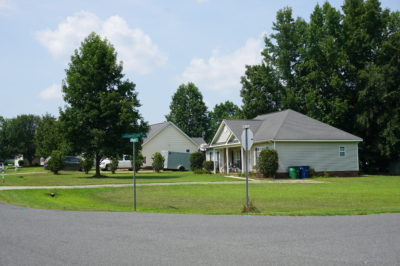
[130,138,139,143]
[122,133,147,139]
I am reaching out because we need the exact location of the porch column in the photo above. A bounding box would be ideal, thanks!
[226,147,229,174]
[213,149,217,173]
[241,147,244,173]
[219,150,223,172]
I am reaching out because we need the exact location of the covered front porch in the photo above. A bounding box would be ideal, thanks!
[211,146,250,174]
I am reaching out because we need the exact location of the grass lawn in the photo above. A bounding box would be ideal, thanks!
[0,167,240,186]
[0,175,399,215]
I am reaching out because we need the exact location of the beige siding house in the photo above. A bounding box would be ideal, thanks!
[142,121,205,167]
[207,109,362,176]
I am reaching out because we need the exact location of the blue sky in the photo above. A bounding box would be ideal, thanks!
[1,0,399,124]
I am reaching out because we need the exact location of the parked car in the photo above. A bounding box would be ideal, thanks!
[44,156,82,171]
[0,162,4,172]
[100,155,132,171]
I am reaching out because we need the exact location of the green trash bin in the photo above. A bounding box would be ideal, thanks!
[288,167,299,179]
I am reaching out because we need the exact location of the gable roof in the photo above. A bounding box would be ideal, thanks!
[143,122,170,143]
[211,109,362,146]
[191,137,206,146]
[142,121,204,148]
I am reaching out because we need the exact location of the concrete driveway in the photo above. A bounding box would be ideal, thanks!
[0,203,399,266]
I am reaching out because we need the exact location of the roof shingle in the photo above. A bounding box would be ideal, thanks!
[216,109,362,144]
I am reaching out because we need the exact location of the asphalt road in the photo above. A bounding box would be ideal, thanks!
[0,203,399,266]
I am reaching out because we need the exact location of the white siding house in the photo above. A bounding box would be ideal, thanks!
[142,122,205,167]
[207,109,362,176]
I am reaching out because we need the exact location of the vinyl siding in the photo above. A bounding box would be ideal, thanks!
[142,125,198,167]
[216,125,231,143]
[274,142,359,173]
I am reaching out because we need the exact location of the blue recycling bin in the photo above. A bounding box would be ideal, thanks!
[299,166,310,179]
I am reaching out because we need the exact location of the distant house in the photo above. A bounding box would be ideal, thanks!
[142,121,206,167]
[206,109,362,176]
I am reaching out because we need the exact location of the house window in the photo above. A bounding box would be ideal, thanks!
[186,149,190,153]
[339,146,346,157]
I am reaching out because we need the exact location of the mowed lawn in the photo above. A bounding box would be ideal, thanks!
[0,167,240,186]
[0,175,399,215]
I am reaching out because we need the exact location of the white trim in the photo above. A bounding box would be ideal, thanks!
[225,132,233,144]
[339,146,346,157]
[209,121,227,145]
[210,120,241,146]
[209,143,242,148]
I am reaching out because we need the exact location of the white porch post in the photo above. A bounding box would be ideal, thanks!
[213,149,217,173]
[226,147,229,174]
[219,150,223,173]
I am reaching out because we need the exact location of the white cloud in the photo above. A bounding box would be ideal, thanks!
[0,0,10,9]
[35,11,167,75]
[179,38,262,94]
[39,84,62,100]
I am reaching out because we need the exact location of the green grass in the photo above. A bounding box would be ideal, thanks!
[3,165,45,173]
[0,175,399,215]
[0,167,239,186]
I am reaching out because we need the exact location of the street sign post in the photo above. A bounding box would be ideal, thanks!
[122,133,147,211]
[241,126,253,210]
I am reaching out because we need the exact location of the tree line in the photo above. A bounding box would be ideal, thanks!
[166,0,400,172]
[239,0,400,172]
[0,0,398,174]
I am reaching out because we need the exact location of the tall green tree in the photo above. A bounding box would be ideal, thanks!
[165,82,209,138]
[0,115,40,164]
[240,64,282,118]
[240,0,400,172]
[300,2,350,128]
[60,33,148,177]
[209,101,242,140]
[240,7,308,119]
[34,114,68,158]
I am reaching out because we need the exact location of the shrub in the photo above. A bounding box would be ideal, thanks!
[47,150,65,174]
[18,160,24,167]
[190,152,204,170]
[194,169,210,174]
[309,168,316,177]
[80,153,94,174]
[203,161,214,173]
[256,148,279,178]
[152,152,165,173]
[131,153,145,173]
[110,156,119,174]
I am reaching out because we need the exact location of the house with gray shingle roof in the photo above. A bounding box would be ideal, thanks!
[207,109,362,176]
[142,121,206,168]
